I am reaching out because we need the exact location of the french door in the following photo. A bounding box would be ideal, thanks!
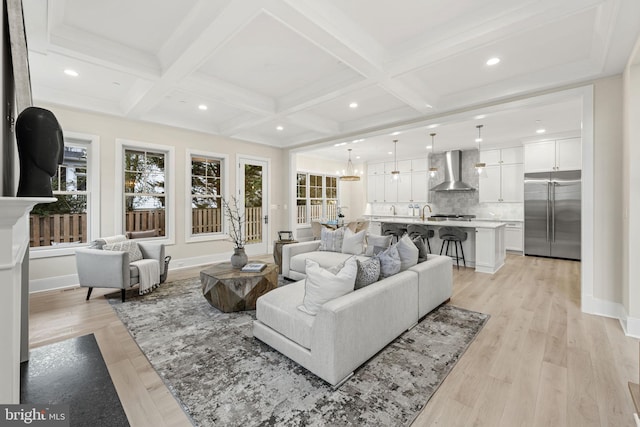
[238,156,269,255]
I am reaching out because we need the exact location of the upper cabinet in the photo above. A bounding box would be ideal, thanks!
[524,138,581,173]
[366,160,429,203]
[479,147,524,203]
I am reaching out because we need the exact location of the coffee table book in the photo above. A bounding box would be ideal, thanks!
[241,263,267,272]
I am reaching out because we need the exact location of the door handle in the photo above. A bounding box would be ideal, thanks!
[546,182,550,242]
[551,182,556,242]
[264,215,269,225]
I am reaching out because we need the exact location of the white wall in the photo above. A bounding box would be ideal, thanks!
[29,104,287,289]
[623,36,640,335]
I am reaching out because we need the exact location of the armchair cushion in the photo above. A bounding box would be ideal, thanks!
[103,240,143,262]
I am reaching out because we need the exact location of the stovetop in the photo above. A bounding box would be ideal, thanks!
[430,214,476,221]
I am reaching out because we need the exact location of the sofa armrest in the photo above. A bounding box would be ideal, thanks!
[311,270,419,385]
[282,240,321,277]
[409,254,453,318]
[75,248,130,289]
[138,242,166,274]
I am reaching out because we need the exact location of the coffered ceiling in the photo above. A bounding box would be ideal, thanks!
[23,0,640,158]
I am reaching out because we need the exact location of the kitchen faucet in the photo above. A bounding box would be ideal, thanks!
[420,204,432,221]
[390,205,396,216]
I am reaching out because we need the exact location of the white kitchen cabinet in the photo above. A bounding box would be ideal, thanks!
[504,222,523,252]
[524,138,581,172]
[397,173,412,202]
[412,158,428,172]
[411,171,428,202]
[368,162,385,175]
[480,149,501,165]
[501,146,524,164]
[475,226,506,274]
[368,221,382,235]
[367,174,385,202]
[384,176,398,202]
[479,159,523,202]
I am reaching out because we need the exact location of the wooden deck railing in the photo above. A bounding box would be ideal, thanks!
[30,207,263,247]
[296,204,337,224]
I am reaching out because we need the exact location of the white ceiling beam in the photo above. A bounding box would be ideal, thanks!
[181,73,275,116]
[267,0,434,113]
[125,0,263,117]
[285,111,341,135]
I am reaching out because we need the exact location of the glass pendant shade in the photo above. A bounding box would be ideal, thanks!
[429,133,439,180]
[390,139,401,182]
[474,125,485,173]
[340,149,360,181]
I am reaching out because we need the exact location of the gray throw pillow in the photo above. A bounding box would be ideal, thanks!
[318,227,345,252]
[412,236,429,263]
[365,234,393,256]
[375,245,401,278]
[396,234,419,271]
[355,257,380,289]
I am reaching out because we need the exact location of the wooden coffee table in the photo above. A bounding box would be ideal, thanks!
[200,262,278,312]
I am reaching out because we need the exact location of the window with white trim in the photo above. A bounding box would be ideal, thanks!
[190,154,224,236]
[30,136,98,250]
[296,172,339,225]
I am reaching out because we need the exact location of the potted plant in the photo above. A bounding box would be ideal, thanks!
[222,196,248,268]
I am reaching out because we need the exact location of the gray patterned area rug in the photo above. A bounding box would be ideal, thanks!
[107,277,488,427]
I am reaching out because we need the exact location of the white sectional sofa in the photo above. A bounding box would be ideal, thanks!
[253,240,452,387]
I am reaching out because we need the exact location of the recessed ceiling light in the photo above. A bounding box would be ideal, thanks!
[349,102,358,109]
[388,151,393,155]
[427,124,439,129]
[64,69,79,77]
[276,125,284,131]
[391,131,401,136]
[474,114,486,120]
[536,128,546,134]
[426,145,432,149]
[198,104,208,111]
[356,156,361,159]
[425,104,433,109]
[486,57,500,66]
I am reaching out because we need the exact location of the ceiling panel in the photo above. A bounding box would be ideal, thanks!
[63,0,203,54]
[198,13,361,99]
[408,9,596,100]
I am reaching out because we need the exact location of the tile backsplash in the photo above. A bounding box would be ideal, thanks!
[367,149,524,220]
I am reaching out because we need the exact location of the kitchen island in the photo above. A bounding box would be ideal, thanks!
[365,216,506,274]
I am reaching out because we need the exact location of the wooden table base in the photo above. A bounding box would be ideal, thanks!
[200,262,278,312]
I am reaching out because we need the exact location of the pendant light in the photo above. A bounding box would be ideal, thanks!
[340,148,360,181]
[429,133,439,179]
[390,139,400,181]
[474,124,486,174]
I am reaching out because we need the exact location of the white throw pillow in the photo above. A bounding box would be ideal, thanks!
[318,227,345,252]
[396,234,419,271]
[365,234,393,256]
[298,258,357,315]
[342,228,366,255]
[103,240,143,262]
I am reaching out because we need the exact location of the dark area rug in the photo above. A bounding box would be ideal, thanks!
[107,277,488,427]
[20,333,129,427]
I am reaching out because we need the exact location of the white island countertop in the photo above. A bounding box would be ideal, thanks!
[364,215,507,229]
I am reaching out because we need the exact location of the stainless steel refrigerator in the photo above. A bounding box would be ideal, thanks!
[524,171,581,260]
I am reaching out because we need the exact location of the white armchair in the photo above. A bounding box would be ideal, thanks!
[76,236,168,302]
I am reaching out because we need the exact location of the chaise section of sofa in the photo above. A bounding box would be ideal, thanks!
[253,270,419,387]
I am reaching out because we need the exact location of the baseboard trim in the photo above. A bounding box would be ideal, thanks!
[29,252,235,294]
[582,294,640,338]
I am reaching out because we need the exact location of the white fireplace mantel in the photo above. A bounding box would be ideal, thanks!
[0,197,55,403]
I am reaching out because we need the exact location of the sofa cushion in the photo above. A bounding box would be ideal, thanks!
[103,240,143,262]
[342,228,366,255]
[256,281,314,349]
[375,245,401,278]
[355,257,380,289]
[298,258,357,315]
[397,235,419,271]
[365,234,393,256]
[319,227,345,252]
[412,236,429,263]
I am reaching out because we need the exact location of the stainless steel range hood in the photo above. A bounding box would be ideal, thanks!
[430,150,476,192]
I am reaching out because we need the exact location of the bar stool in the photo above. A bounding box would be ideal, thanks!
[381,222,407,243]
[439,226,467,269]
[406,223,434,253]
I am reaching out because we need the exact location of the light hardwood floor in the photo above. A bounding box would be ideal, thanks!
[29,254,638,426]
